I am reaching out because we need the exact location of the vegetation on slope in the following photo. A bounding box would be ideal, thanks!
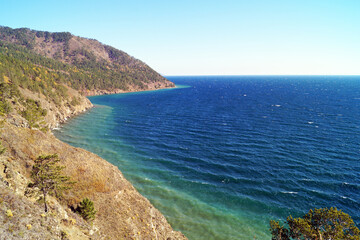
[0,122,187,239]
[30,154,75,212]
[270,207,360,240]
[76,198,97,222]
[0,26,173,130]
[0,42,69,104]
[0,43,92,130]
[0,26,173,92]
[0,83,13,115]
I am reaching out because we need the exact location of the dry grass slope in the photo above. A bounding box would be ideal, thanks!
[0,122,187,239]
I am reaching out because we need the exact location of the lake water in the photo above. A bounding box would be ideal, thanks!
[54,76,360,239]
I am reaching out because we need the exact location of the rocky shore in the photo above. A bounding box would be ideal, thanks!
[83,81,175,97]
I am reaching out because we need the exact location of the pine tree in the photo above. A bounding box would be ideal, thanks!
[30,154,74,212]
[77,198,97,221]
[270,207,360,240]
[20,99,47,129]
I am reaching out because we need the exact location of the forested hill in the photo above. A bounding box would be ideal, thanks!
[0,26,174,94]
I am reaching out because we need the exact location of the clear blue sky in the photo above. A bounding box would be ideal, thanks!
[1,0,359,75]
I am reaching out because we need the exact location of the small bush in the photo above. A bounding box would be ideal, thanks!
[0,99,11,115]
[70,97,80,106]
[0,83,12,115]
[0,141,6,155]
[6,209,13,217]
[76,198,96,221]
[61,230,69,240]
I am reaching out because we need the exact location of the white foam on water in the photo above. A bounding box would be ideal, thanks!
[281,191,298,194]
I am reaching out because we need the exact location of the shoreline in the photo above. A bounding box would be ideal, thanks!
[52,84,183,129]
[48,84,188,239]
[83,83,177,97]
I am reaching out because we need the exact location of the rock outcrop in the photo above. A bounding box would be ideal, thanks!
[83,81,175,96]
[19,87,93,129]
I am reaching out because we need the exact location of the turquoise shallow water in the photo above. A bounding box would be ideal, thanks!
[54,76,360,239]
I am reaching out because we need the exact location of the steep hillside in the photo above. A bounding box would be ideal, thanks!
[0,26,174,94]
[0,26,174,128]
[0,122,186,239]
[0,42,93,129]
[0,26,186,239]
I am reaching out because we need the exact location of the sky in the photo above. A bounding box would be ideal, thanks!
[0,0,359,75]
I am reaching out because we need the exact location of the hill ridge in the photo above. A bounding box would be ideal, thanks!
[0,26,174,94]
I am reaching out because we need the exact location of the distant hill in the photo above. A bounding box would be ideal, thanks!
[0,26,174,94]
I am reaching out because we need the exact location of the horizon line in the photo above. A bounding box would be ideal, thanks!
[164,74,360,77]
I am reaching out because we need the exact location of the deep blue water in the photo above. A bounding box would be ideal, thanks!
[54,76,360,239]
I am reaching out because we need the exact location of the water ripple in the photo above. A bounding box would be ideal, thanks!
[55,76,360,240]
